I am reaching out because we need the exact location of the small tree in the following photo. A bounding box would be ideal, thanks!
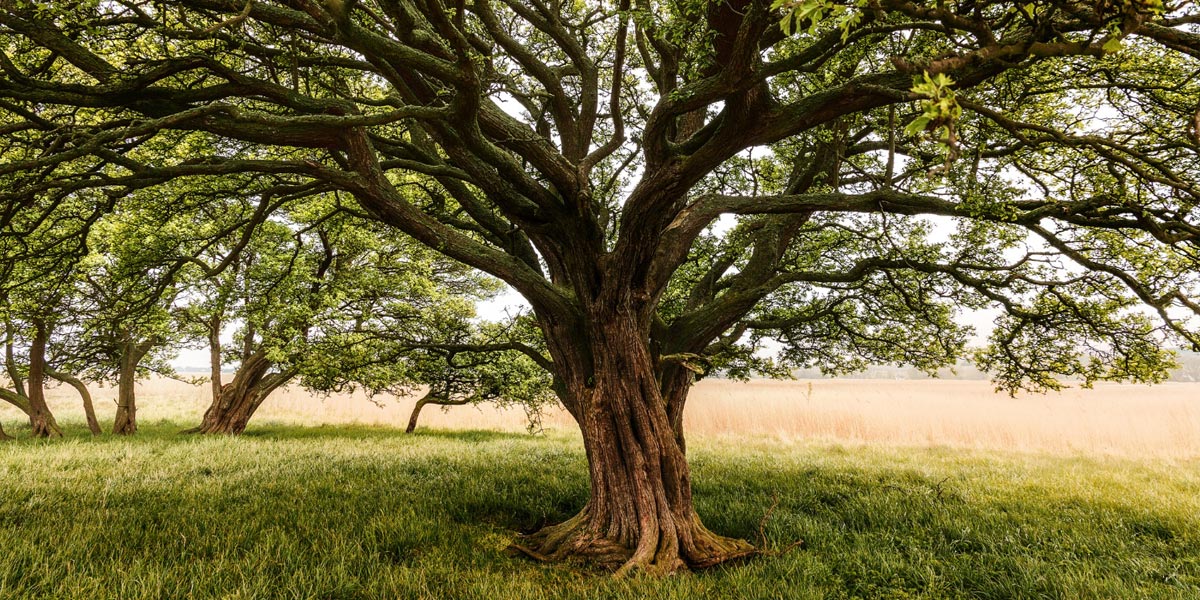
[0,312,62,438]
[400,318,557,434]
[64,198,199,435]
[183,197,505,434]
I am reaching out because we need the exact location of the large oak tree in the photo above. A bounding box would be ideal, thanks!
[2,0,1198,573]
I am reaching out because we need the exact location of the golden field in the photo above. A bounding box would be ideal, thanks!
[4,376,1199,458]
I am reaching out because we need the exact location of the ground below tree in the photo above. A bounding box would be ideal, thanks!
[0,424,1195,598]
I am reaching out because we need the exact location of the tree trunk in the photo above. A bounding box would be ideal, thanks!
[47,370,101,435]
[208,318,222,404]
[4,317,26,400]
[514,309,753,574]
[186,351,287,435]
[112,337,154,436]
[405,389,471,434]
[112,347,137,435]
[191,382,267,434]
[0,420,12,441]
[659,365,695,454]
[25,320,61,438]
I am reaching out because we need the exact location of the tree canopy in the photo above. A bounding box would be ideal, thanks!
[1,0,1198,574]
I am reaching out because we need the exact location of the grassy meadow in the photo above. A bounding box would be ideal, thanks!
[0,378,1198,598]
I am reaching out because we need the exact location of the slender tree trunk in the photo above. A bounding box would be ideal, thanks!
[25,320,61,438]
[208,319,222,405]
[4,318,26,400]
[0,420,10,440]
[186,351,287,434]
[112,337,154,436]
[405,390,471,434]
[47,370,101,436]
[514,307,753,574]
[112,346,137,435]
[1,320,32,421]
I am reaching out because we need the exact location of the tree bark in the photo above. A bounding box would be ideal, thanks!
[186,350,288,434]
[112,347,137,435]
[208,317,222,405]
[513,306,753,574]
[0,387,31,415]
[47,369,101,435]
[112,336,155,436]
[4,317,26,400]
[25,320,61,438]
[659,365,695,454]
[405,389,471,434]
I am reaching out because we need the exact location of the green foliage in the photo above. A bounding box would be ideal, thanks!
[904,72,962,146]
[976,292,1177,393]
[175,192,545,419]
[774,0,865,39]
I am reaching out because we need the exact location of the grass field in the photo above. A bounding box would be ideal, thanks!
[0,425,1198,599]
[1,379,1199,598]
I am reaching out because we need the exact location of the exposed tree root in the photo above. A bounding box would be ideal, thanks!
[508,509,757,575]
[508,495,812,575]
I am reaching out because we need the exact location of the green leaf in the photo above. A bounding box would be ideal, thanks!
[905,116,931,136]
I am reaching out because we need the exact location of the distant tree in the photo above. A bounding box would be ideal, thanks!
[2,0,1198,573]
[66,200,195,435]
[0,192,98,437]
[399,317,556,434]
[181,198,502,435]
[0,311,62,438]
[57,173,319,434]
[1172,352,1200,382]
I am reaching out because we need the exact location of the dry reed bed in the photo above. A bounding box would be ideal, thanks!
[5,377,1198,458]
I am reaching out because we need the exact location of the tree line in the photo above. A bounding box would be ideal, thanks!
[1,189,554,438]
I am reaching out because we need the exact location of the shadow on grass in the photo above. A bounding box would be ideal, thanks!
[0,420,543,444]
[1,426,1197,598]
[236,423,537,444]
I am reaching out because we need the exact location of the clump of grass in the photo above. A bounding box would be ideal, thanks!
[0,423,1197,599]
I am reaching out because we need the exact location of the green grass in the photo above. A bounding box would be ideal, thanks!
[1,422,1198,599]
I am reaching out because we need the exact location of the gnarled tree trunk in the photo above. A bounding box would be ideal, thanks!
[186,351,289,434]
[514,304,753,574]
[47,370,101,436]
[25,319,61,438]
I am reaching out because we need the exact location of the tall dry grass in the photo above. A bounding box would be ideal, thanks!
[684,379,1200,458]
[4,376,1198,458]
